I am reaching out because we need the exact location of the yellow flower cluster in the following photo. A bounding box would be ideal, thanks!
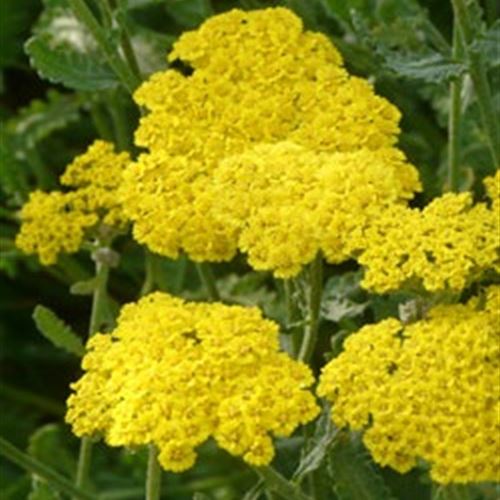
[60,140,131,227]
[122,7,407,264]
[356,172,500,293]
[16,141,130,265]
[317,286,500,484]
[66,292,319,471]
[208,142,420,277]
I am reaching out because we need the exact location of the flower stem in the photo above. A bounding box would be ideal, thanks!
[298,254,323,363]
[69,0,140,93]
[447,24,463,192]
[196,262,220,301]
[284,279,301,356]
[140,250,156,297]
[450,0,499,167]
[74,257,111,497]
[146,446,162,500]
[0,437,94,500]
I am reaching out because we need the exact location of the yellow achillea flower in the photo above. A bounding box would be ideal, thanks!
[16,141,130,265]
[66,292,319,471]
[317,286,500,484]
[60,140,131,227]
[356,176,500,293]
[122,7,403,263]
[208,142,420,277]
[15,191,97,266]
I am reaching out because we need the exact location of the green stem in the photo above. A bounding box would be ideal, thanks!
[68,0,140,94]
[451,0,499,166]
[146,446,162,500]
[195,262,220,301]
[74,438,93,497]
[140,250,156,297]
[284,279,301,356]
[107,94,131,151]
[106,0,142,80]
[89,101,115,142]
[89,260,110,336]
[297,254,323,363]
[0,437,94,500]
[447,24,463,192]
[74,257,111,497]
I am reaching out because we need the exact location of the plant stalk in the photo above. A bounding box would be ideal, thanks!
[146,446,162,500]
[74,257,111,497]
[196,262,220,301]
[284,279,301,356]
[298,254,323,363]
[68,0,140,93]
[0,437,94,500]
[450,0,499,167]
[447,23,463,191]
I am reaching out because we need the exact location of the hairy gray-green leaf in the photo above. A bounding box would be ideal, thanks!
[471,20,500,68]
[329,433,395,500]
[293,409,338,483]
[25,37,118,90]
[7,90,82,149]
[321,271,369,323]
[32,305,85,356]
[0,133,30,199]
[25,4,118,90]
[385,52,466,84]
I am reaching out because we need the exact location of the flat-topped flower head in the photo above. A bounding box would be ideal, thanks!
[66,292,319,471]
[317,286,500,484]
[123,7,405,263]
[356,181,500,293]
[207,142,420,277]
[60,140,131,227]
[16,140,130,265]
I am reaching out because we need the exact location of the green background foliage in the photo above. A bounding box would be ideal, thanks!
[0,0,498,498]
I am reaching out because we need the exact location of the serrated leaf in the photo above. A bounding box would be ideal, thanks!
[321,271,369,323]
[32,305,85,356]
[329,433,395,500]
[25,4,118,90]
[70,278,98,296]
[165,0,214,28]
[293,409,338,482]
[471,20,500,68]
[25,37,118,90]
[0,133,30,199]
[7,91,82,149]
[385,52,466,84]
